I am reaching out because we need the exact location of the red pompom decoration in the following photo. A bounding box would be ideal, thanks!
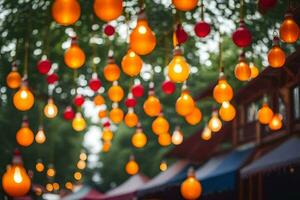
[89,77,102,92]
[104,24,115,36]
[125,98,137,108]
[232,20,252,48]
[46,73,58,84]
[132,84,144,98]
[63,106,75,120]
[194,21,211,38]
[162,80,176,95]
[74,95,85,107]
[103,121,110,128]
[176,24,188,44]
[37,59,52,75]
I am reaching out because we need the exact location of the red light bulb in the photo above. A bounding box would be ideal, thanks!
[132,84,144,98]
[37,59,52,75]
[194,21,211,38]
[73,95,85,107]
[46,73,58,84]
[232,20,252,48]
[162,80,176,95]
[63,106,75,121]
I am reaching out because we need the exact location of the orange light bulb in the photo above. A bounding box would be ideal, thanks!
[158,133,172,147]
[7,65,21,89]
[16,120,34,147]
[104,57,121,82]
[64,38,86,69]
[93,0,123,22]
[77,160,86,170]
[44,98,58,119]
[213,75,233,103]
[268,113,283,131]
[130,11,156,55]
[121,49,143,77]
[52,0,81,26]
[185,107,202,125]
[258,103,274,124]
[176,90,195,116]
[201,126,212,141]
[102,128,113,142]
[74,172,82,181]
[172,0,198,11]
[108,82,124,102]
[219,101,236,122]
[35,127,46,144]
[35,161,44,173]
[131,128,147,148]
[125,109,139,127]
[152,115,169,135]
[65,182,73,190]
[72,112,86,132]
[13,83,35,111]
[109,105,124,124]
[172,127,183,145]
[268,36,286,68]
[180,169,202,200]
[102,141,111,153]
[46,183,53,192]
[94,95,105,106]
[125,156,139,175]
[160,161,168,172]
[143,94,161,117]
[280,13,299,43]
[208,111,222,132]
[235,55,251,81]
[79,152,87,161]
[98,110,107,119]
[168,47,190,83]
[47,166,56,178]
[250,63,259,79]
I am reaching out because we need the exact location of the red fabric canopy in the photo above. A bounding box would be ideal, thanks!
[81,188,105,200]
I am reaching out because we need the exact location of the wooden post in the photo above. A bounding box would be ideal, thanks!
[249,176,253,200]
[258,174,263,200]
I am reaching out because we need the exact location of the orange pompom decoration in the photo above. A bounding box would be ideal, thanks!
[52,0,81,26]
[130,11,156,55]
[121,49,143,77]
[152,115,169,135]
[172,0,198,11]
[268,113,283,131]
[125,156,139,175]
[94,95,105,106]
[64,37,86,69]
[13,82,35,111]
[16,120,34,147]
[131,128,147,148]
[168,47,190,83]
[104,57,121,82]
[219,101,236,122]
[258,103,274,124]
[213,74,233,104]
[108,82,124,102]
[176,90,195,116]
[143,92,161,117]
[7,65,21,89]
[158,133,172,147]
[125,108,138,128]
[280,13,299,43]
[235,53,251,81]
[180,168,202,200]
[109,105,124,124]
[93,0,123,22]
[268,36,286,68]
[185,107,202,125]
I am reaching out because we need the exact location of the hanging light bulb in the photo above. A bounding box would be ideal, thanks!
[219,101,236,122]
[258,103,274,124]
[162,79,176,95]
[249,63,259,79]
[172,0,198,11]
[102,127,113,142]
[235,52,251,81]
[121,49,143,77]
[79,152,87,161]
[108,81,124,102]
[213,72,233,104]
[109,103,124,124]
[2,150,31,197]
[180,168,202,200]
[201,126,212,141]
[53,183,60,191]
[160,161,168,172]
[158,132,172,147]
[63,106,75,121]
[102,141,111,153]
[268,113,283,130]
[47,165,56,178]
[94,94,105,106]
[93,0,123,22]
[130,10,156,55]
[98,109,107,119]
[268,36,286,68]
[35,126,46,144]
[46,183,53,192]
[13,80,35,111]
[64,37,86,69]
[74,172,82,181]
[6,63,21,89]
[208,110,222,132]
[143,83,161,117]
[168,47,190,83]
[44,98,58,119]
[185,107,202,125]
[88,73,102,92]
[72,112,86,132]
[16,118,34,147]
[280,12,299,43]
[65,182,73,190]
[125,155,139,175]
[131,125,147,148]
[152,114,169,135]
[104,57,121,82]
[172,126,183,145]
[37,59,52,75]
[176,88,195,116]
[52,0,81,26]
[125,108,139,128]
[35,160,45,173]
[132,83,145,98]
[73,94,85,107]
[77,160,86,170]
[232,20,252,48]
